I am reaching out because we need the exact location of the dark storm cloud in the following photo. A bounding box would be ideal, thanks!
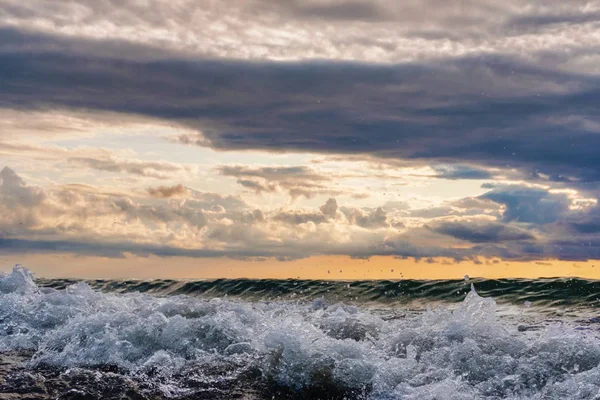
[0,231,494,261]
[430,221,535,243]
[431,165,494,180]
[2,28,599,184]
[2,229,593,262]
[482,185,573,224]
[0,237,260,259]
[0,236,460,260]
[567,220,600,235]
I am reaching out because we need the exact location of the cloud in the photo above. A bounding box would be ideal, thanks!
[320,198,339,218]
[1,2,600,264]
[0,139,200,187]
[0,107,177,141]
[429,220,535,243]
[147,184,187,198]
[0,237,254,259]
[0,166,246,239]
[183,190,249,213]
[68,157,194,179]
[217,165,344,198]
[111,197,211,228]
[341,206,389,229]
[2,167,600,261]
[482,185,573,224]
[431,165,494,180]
[566,220,600,235]
[218,166,328,182]
[1,30,599,185]
[505,9,600,32]
[2,0,599,65]
[270,0,390,22]
[452,196,501,211]
[0,167,45,209]
[235,179,278,194]
[0,168,430,259]
[273,210,327,225]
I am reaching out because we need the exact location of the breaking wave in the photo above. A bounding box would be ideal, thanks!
[37,274,600,311]
[2,265,600,399]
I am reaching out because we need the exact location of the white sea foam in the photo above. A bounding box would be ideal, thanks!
[2,265,600,399]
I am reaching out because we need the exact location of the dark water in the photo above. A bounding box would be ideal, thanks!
[4,266,600,399]
[36,275,600,311]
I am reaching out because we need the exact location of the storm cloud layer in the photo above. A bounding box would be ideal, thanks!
[1,28,599,182]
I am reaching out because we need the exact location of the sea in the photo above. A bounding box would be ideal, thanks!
[2,265,600,399]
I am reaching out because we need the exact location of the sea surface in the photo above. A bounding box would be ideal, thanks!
[2,265,600,399]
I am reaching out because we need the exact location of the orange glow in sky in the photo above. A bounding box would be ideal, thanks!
[2,254,600,281]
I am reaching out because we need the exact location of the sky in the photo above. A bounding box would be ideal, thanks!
[1,0,600,279]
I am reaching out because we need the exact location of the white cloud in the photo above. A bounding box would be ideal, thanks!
[68,156,196,180]
[0,108,189,140]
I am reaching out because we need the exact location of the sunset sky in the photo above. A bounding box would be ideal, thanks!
[1,0,600,279]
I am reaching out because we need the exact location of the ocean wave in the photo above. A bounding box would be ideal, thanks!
[36,274,600,310]
[2,265,600,399]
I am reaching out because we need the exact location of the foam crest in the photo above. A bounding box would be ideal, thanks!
[0,264,38,294]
